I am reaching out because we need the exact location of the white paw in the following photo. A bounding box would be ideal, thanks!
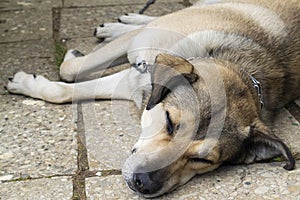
[94,23,142,42]
[7,71,69,103]
[118,13,156,25]
[7,71,50,99]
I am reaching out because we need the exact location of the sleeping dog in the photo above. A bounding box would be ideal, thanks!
[7,0,300,198]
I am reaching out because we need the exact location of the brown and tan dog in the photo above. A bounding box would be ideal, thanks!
[7,0,300,198]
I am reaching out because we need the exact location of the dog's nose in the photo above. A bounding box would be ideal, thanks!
[132,172,161,195]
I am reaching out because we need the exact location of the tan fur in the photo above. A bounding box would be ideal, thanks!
[124,0,300,198]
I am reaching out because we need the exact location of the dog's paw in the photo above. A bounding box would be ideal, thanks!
[94,23,140,42]
[118,13,156,25]
[7,71,50,99]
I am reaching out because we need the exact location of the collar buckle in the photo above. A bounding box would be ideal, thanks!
[132,60,151,73]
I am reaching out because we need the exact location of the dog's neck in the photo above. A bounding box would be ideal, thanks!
[222,60,265,113]
[189,57,264,113]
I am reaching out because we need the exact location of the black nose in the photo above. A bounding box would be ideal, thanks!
[132,172,162,195]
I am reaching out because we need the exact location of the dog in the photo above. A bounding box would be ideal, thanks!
[6,0,300,198]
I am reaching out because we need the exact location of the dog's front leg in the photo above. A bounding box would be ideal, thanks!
[7,68,150,107]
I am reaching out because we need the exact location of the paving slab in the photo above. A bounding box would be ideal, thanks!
[0,27,76,181]
[0,39,54,61]
[60,3,185,39]
[0,0,61,11]
[0,96,77,180]
[0,39,59,95]
[85,161,300,199]
[82,101,141,171]
[0,176,73,200]
[0,9,52,42]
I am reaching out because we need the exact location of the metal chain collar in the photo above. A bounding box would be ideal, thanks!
[247,73,264,109]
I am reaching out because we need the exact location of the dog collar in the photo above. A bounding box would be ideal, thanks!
[132,60,151,73]
[247,73,264,109]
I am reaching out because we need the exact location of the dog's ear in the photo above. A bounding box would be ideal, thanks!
[244,120,295,170]
[146,54,198,110]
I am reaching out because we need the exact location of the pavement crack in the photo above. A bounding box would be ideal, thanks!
[72,103,89,200]
[2,174,74,183]
[52,7,61,43]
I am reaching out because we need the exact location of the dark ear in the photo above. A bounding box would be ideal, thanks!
[244,120,295,170]
[146,54,198,110]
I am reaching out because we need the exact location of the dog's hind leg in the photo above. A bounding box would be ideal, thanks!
[60,29,141,82]
[7,68,150,106]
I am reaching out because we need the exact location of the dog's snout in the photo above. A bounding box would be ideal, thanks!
[132,172,162,195]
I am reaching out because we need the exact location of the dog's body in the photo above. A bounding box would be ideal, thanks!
[7,0,300,198]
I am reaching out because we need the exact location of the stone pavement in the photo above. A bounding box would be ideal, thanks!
[0,0,299,199]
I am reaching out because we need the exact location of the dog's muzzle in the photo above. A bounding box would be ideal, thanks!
[123,161,167,197]
[131,171,163,195]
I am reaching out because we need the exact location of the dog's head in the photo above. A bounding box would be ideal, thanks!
[122,54,295,198]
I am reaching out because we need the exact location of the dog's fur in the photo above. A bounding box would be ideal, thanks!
[7,0,300,198]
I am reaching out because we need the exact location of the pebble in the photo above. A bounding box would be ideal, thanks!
[254,186,269,195]
[0,174,14,181]
[96,172,102,177]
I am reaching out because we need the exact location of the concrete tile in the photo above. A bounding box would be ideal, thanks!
[60,3,185,39]
[0,0,62,11]
[0,39,54,61]
[0,96,77,179]
[82,101,141,171]
[0,176,73,200]
[64,0,183,7]
[0,9,52,42]
[86,175,138,200]
[0,39,59,95]
[85,161,300,199]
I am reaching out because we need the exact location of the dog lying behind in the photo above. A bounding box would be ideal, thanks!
[7,0,300,198]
